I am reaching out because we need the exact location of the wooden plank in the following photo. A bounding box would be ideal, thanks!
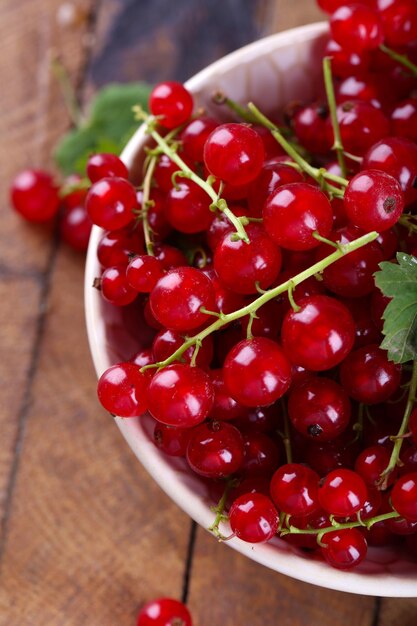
[378,599,417,626]
[0,0,96,539]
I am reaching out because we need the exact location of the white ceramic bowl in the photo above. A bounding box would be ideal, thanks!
[85,21,417,597]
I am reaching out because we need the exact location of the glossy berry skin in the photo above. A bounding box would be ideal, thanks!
[241,432,280,477]
[148,364,214,427]
[391,472,417,521]
[97,227,144,268]
[319,469,368,517]
[281,295,355,371]
[362,137,417,205]
[355,445,393,487]
[153,423,191,457]
[150,267,216,331]
[330,5,384,52]
[214,224,282,294]
[86,153,128,182]
[314,225,383,298]
[326,100,390,156]
[340,345,402,404]
[137,188,172,240]
[204,123,265,186]
[186,421,244,478]
[247,162,304,217]
[391,98,417,142]
[263,183,333,251]
[11,169,60,222]
[149,81,194,129]
[229,493,279,543]
[288,377,351,442]
[152,328,213,369]
[137,597,192,626]
[210,369,247,421]
[101,265,138,306]
[127,255,165,293]
[292,103,332,154]
[180,116,219,162]
[224,337,292,407]
[59,203,92,252]
[86,177,137,230]
[344,170,404,232]
[324,39,370,78]
[376,0,417,46]
[166,180,212,233]
[321,529,367,570]
[97,362,148,417]
[318,0,377,12]
[270,463,320,516]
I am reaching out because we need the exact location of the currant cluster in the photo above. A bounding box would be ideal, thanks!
[86,7,417,572]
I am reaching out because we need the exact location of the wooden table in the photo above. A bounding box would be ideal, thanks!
[0,1,416,624]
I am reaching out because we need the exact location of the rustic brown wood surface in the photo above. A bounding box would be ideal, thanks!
[0,1,416,625]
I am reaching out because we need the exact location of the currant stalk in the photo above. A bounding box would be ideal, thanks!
[141,230,379,373]
[323,56,347,178]
[247,103,347,197]
[134,106,250,243]
[379,360,417,490]
[379,44,417,78]
[208,478,236,540]
[139,154,158,256]
[280,510,400,540]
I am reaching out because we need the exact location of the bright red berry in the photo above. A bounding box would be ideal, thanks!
[10,169,60,222]
[229,493,279,543]
[321,528,367,570]
[270,463,320,516]
[319,468,368,517]
[186,421,245,478]
[86,153,128,182]
[330,4,384,52]
[149,81,194,129]
[86,177,137,230]
[137,597,192,626]
[97,362,148,417]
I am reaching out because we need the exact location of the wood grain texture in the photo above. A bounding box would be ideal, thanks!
[378,599,417,626]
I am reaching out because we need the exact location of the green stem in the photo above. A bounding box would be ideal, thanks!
[281,510,400,538]
[247,103,347,198]
[212,91,257,123]
[141,230,379,372]
[323,56,347,178]
[149,129,249,243]
[379,360,417,489]
[140,155,157,256]
[208,478,235,540]
[380,44,417,78]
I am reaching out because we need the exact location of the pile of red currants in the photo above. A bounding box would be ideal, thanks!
[10,0,417,574]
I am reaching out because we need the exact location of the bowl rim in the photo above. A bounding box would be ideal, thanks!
[85,20,417,597]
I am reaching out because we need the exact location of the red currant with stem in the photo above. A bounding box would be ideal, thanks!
[214,224,282,294]
[10,169,60,222]
[344,169,404,232]
[263,183,333,251]
[355,445,395,486]
[321,528,368,570]
[153,423,191,457]
[292,103,332,154]
[270,463,320,516]
[86,177,137,230]
[207,204,248,251]
[204,123,265,186]
[166,179,212,234]
[391,472,417,521]
[179,116,219,162]
[97,362,148,417]
[326,100,390,156]
[100,265,138,306]
[148,364,214,427]
[127,255,165,293]
[152,328,213,368]
[229,493,279,543]
[150,266,215,331]
[288,377,351,442]
[391,98,417,142]
[376,0,417,46]
[137,188,172,241]
[319,468,368,517]
[186,421,244,478]
[324,39,370,78]
[224,337,292,407]
[241,299,284,339]
[340,344,402,404]
[362,136,417,205]
[149,81,194,129]
[86,153,128,183]
[131,348,154,368]
[247,162,304,217]
[204,268,246,316]
[281,295,355,371]
[330,4,384,52]
[137,597,192,626]
[153,154,182,193]
[314,225,384,298]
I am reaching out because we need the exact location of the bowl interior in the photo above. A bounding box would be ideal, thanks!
[85,21,417,597]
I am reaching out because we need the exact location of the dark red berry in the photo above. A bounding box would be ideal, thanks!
[97,362,148,417]
[321,528,367,570]
[186,421,244,478]
[86,177,137,230]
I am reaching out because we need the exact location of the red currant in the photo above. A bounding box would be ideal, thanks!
[149,82,194,129]
[86,177,137,230]
[137,597,192,626]
[229,493,279,543]
[11,169,60,222]
[321,528,367,570]
[270,463,320,516]
[86,153,128,182]
[97,362,148,417]
[186,421,244,478]
[319,468,368,517]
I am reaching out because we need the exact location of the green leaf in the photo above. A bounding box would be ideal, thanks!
[54,82,152,175]
[374,252,417,364]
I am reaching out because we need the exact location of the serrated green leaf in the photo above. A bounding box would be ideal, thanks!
[54,82,152,175]
[374,252,417,364]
